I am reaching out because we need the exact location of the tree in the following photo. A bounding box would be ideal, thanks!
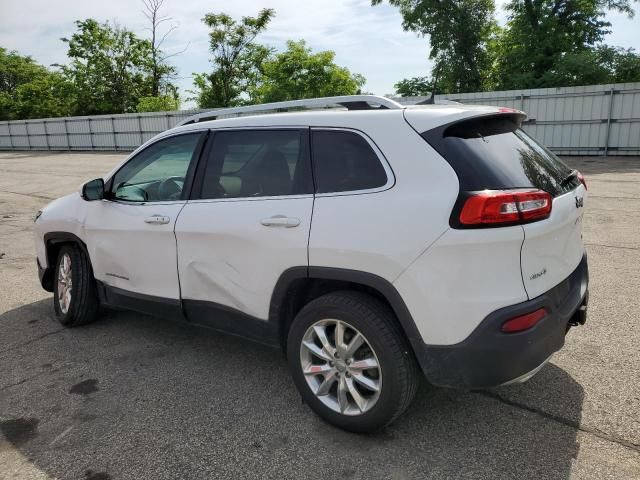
[192,9,274,108]
[60,19,155,115]
[492,0,637,89]
[373,0,497,93]
[0,47,73,120]
[141,0,180,98]
[136,95,179,112]
[394,76,433,96]
[255,40,365,103]
[611,47,640,82]
[538,46,640,86]
[13,72,75,119]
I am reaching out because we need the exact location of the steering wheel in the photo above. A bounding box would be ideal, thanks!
[158,176,184,200]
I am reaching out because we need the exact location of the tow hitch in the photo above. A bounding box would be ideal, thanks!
[568,291,589,328]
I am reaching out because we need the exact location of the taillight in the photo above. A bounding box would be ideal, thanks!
[501,308,547,333]
[459,189,552,227]
[576,171,587,190]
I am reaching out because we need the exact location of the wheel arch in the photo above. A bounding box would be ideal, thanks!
[40,232,91,292]
[270,266,425,361]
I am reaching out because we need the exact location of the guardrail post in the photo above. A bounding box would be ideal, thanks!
[88,117,94,150]
[603,87,615,156]
[137,115,143,145]
[43,120,50,149]
[25,121,32,150]
[7,123,14,149]
[63,118,70,150]
[111,116,118,151]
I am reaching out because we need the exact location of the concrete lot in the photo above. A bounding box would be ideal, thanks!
[0,151,639,479]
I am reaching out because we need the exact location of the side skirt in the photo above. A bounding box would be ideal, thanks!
[96,281,184,321]
[96,281,279,347]
[183,300,279,347]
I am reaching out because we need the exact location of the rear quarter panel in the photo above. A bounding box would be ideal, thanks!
[308,111,459,281]
[394,226,528,345]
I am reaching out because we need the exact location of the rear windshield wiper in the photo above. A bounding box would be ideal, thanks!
[560,170,578,187]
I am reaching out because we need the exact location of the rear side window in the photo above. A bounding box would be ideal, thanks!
[200,129,312,199]
[422,115,579,196]
[311,130,388,194]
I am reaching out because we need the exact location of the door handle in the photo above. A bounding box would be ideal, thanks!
[144,215,171,225]
[260,215,301,228]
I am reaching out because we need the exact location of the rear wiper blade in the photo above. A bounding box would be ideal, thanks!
[560,170,578,187]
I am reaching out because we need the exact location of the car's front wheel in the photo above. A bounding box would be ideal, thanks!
[287,291,419,432]
[53,245,99,326]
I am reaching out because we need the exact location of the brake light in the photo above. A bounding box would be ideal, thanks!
[576,171,587,190]
[501,308,547,333]
[459,190,552,226]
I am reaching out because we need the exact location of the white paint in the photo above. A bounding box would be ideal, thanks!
[34,102,586,348]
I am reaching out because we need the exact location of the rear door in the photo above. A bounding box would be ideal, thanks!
[417,113,586,299]
[175,128,313,332]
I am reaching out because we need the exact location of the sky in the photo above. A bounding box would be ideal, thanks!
[2,0,639,107]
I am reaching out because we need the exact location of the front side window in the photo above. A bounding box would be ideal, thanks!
[311,130,388,194]
[110,133,202,202]
[200,129,312,199]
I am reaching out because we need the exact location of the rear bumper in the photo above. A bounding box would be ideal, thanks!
[417,253,589,388]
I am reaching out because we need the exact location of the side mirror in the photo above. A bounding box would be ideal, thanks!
[82,178,105,201]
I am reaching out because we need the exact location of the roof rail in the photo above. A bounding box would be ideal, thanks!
[176,95,403,126]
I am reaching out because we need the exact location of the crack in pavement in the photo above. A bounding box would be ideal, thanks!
[587,195,640,200]
[478,391,640,453]
[587,178,640,184]
[585,242,640,251]
[0,328,66,356]
[0,189,56,201]
[0,367,62,392]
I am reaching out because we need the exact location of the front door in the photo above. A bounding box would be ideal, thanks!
[84,132,205,301]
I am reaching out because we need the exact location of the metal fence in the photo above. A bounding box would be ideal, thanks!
[0,109,205,152]
[435,82,640,156]
[1,82,639,155]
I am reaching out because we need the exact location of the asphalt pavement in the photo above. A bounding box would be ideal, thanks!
[0,151,638,479]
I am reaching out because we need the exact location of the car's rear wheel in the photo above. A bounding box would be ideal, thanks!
[53,245,99,326]
[287,291,419,432]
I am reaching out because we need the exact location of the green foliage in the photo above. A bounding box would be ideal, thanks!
[0,47,74,120]
[192,9,275,108]
[136,95,180,112]
[394,76,433,96]
[60,19,156,115]
[491,0,638,89]
[374,0,497,93]
[542,46,640,86]
[13,72,75,119]
[255,40,365,102]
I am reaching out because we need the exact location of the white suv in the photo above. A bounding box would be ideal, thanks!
[33,95,589,432]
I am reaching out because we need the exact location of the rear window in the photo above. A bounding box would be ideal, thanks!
[422,115,579,196]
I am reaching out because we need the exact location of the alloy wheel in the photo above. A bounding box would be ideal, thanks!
[300,319,382,416]
[57,253,72,314]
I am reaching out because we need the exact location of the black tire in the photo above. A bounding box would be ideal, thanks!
[53,244,99,327]
[287,291,419,433]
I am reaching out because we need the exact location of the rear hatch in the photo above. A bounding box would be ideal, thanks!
[413,111,586,299]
